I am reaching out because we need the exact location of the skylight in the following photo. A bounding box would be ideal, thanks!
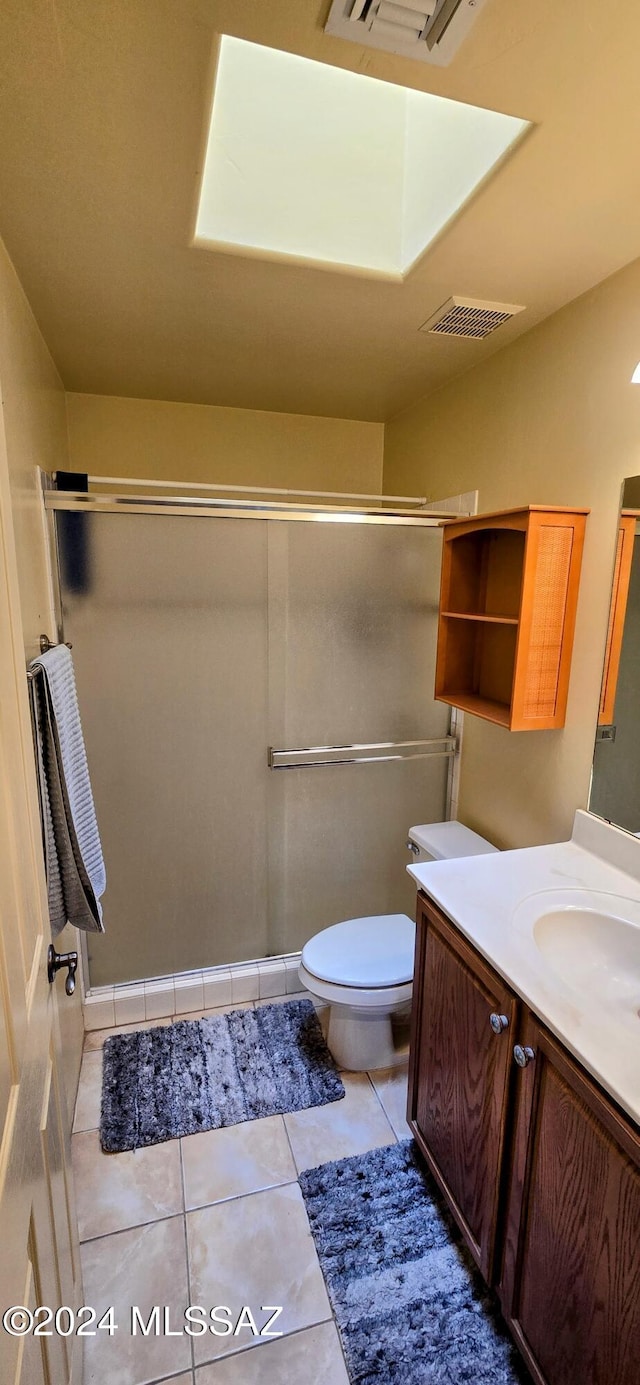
[195,36,529,280]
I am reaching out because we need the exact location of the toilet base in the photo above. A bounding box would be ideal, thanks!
[327,1005,396,1072]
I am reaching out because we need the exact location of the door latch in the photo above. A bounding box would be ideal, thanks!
[47,944,78,996]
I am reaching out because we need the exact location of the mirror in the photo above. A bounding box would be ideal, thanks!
[589,477,640,833]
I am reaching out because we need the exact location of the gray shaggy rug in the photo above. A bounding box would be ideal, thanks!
[299,1141,529,1385]
[100,998,344,1153]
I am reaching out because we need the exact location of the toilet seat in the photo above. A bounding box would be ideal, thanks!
[298,962,412,1011]
[301,913,415,989]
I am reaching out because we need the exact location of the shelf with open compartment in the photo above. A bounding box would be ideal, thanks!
[435,506,588,731]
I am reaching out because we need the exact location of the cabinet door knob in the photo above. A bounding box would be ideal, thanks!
[513,1044,536,1068]
[489,1012,509,1034]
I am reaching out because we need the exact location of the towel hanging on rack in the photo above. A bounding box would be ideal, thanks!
[29,644,106,936]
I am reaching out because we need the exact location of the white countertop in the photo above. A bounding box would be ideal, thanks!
[408,811,640,1126]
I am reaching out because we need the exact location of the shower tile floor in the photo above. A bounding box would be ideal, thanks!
[73,994,411,1385]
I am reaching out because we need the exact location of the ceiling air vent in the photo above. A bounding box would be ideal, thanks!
[419,296,525,340]
[325,0,489,68]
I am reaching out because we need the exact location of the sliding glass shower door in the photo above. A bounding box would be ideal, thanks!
[265,521,450,955]
[56,506,450,988]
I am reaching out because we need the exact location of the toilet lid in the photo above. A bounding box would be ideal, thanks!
[301,914,415,988]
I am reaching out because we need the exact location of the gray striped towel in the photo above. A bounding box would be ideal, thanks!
[30,645,105,936]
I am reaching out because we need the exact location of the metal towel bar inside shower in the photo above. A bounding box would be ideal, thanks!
[268,737,456,770]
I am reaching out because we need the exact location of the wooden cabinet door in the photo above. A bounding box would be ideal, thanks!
[408,896,518,1281]
[598,512,636,725]
[501,1013,640,1385]
[0,408,83,1382]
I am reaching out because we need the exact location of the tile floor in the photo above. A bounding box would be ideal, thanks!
[73,994,411,1385]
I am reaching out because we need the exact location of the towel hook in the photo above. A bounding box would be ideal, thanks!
[47,944,78,997]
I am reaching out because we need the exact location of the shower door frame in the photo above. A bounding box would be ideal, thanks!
[41,477,466,1000]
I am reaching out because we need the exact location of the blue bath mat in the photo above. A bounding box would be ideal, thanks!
[100,998,344,1153]
[299,1140,529,1384]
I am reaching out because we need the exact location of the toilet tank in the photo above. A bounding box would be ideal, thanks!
[407,820,498,863]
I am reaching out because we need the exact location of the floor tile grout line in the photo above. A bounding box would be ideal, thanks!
[179,1137,196,1381]
[72,1062,102,1134]
[366,1065,412,1143]
[190,1314,339,1372]
[76,1173,314,1248]
[146,1368,195,1385]
[290,1154,343,1353]
[362,1068,401,1144]
[174,1121,342,1362]
[281,1107,303,1177]
[183,1169,299,1214]
[78,1207,187,1247]
[185,1195,335,1375]
[323,1296,352,1379]
[282,1081,368,1368]
[371,1063,412,1141]
[188,1178,302,1218]
[80,1206,194,1381]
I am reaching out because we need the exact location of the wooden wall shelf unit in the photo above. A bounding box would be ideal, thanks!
[436,506,588,731]
[598,509,638,725]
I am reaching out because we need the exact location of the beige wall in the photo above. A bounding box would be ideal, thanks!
[384,256,640,849]
[0,241,65,655]
[0,236,84,1100]
[65,392,385,496]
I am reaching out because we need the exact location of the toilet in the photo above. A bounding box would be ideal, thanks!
[299,821,498,1071]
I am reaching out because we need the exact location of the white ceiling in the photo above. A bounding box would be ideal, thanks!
[1,0,640,422]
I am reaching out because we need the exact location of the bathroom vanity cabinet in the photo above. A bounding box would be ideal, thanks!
[435,505,588,730]
[408,893,640,1385]
[407,903,516,1282]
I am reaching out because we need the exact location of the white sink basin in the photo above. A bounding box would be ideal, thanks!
[512,889,640,1025]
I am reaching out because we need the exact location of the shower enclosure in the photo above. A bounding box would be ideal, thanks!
[50,491,455,989]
